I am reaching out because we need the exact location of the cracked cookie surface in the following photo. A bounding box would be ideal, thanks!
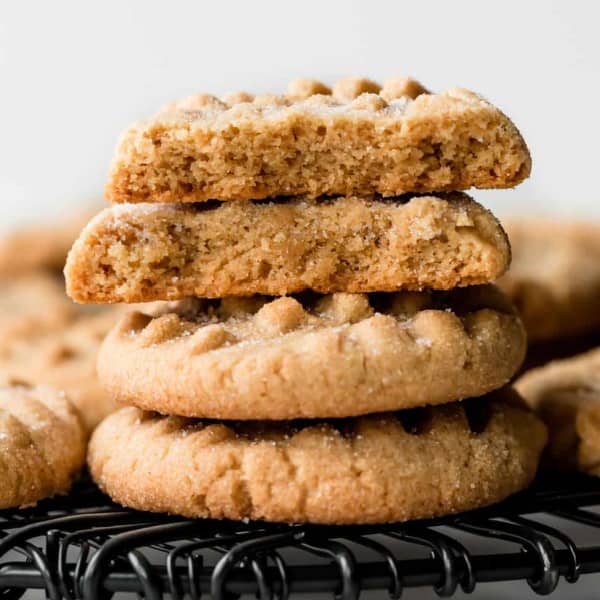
[88,389,546,524]
[65,193,510,303]
[516,347,600,475]
[106,77,530,204]
[0,384,86,509]
[98,285,526,419]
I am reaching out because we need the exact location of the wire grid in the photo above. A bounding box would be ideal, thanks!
[0,473,600,599]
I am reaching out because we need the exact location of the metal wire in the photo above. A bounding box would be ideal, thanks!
[0,474,599,598]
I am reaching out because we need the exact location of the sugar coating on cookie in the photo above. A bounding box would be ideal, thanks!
[105,77,531,204]
[0,384,86,509]
[97,285,526,420]
[516,347,600,474]
[88,389,546,524]
[65,194,510,304]
[499,218,600,342]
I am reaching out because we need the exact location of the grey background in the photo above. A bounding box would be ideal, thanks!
[1,0,599,230]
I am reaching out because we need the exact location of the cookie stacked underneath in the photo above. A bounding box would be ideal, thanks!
[66,77,547,524]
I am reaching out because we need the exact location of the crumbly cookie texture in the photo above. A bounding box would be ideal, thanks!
[0,274,78,342]
[0,310,120,432]
[499,218,600,341]
[516,347,600,475]
[88,389,546,524]
[65,194,510,304]
[106,77,531,203]
[0,209,98,277]
[98,285,526,420]
[0,384,86,509]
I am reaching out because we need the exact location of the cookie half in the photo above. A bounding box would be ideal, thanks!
[0,384,86,509]
[516,347,600,474]
[106,77,530,204]
[98,285,526,420]
[88,389,546,524]
[65,194,510,303]
[499,218,600,341]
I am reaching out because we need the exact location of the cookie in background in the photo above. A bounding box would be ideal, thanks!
[0,206,127,432]
[0,384,86,509]
[0,310,119,432]
[516,347,600,476]
[498,218,600,368]
[0,208,99,277]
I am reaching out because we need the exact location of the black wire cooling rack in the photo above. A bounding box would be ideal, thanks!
[1,473,600,600]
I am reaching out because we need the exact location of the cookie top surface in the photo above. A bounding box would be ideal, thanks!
[0,384,86,508]
[88,388,546,524]
[499,218,600,341]
[98,285,526,419]
[106,76,530,203]
[65,193,510,303]
[516,347,600,474]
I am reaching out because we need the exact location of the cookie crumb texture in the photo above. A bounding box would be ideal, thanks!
[516,347,600,475]
[0,385,86,509]
[98,285,526,419]
[88,391,546,524]
[105,78,530,203]
[66,194,510,303]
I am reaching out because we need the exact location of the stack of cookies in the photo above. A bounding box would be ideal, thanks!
[66,77,547,524]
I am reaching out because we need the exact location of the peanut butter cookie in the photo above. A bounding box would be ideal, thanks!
[66,194,510,303]
[98,286,526,419]
[88,389,546,524]
[106,77,530,204]
[0,384,86,508]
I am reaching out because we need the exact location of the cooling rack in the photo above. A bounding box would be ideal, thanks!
[1,472,600,599]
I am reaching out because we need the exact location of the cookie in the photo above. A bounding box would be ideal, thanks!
[498,218,600,341]
[0,384,86,509]
[0,310,120,432]
[105,77,530,204]
[88,389,546,524]
[516,347,600,474]
[0,209,98,277]
[0,274,78,342]
[98,285,526,420]
[65,193,510,303]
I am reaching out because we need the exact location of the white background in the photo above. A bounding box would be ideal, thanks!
[1,0,599,230]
